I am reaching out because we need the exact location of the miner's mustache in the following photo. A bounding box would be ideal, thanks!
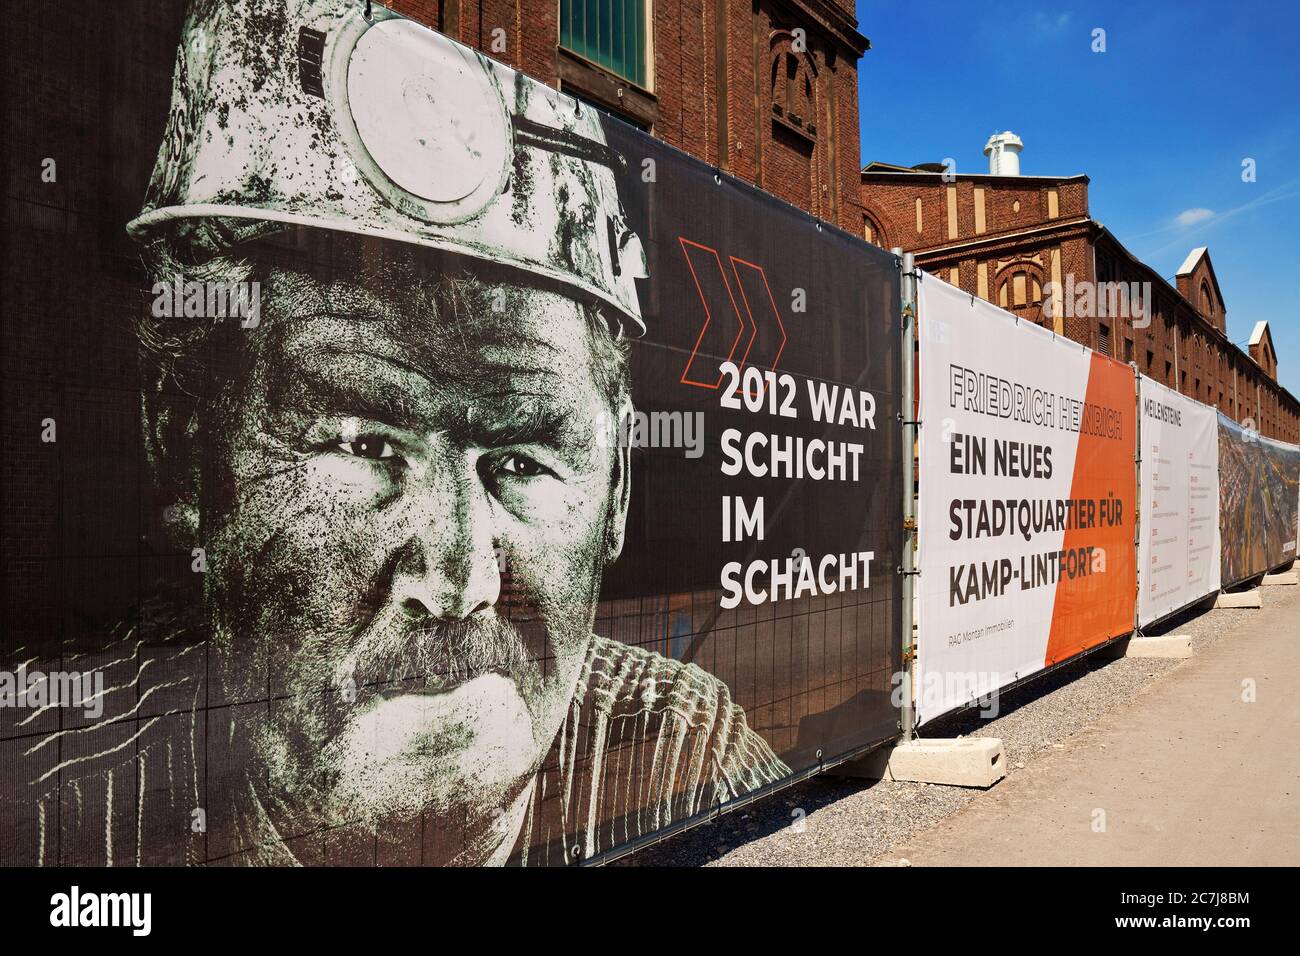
[350,614,536,686]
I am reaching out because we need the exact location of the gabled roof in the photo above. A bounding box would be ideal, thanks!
[1092,223,1298,409]
[1249,322,1277,377]
[1176,245,1225,317]
[862,160,923,173]
[1176,246,1208,276]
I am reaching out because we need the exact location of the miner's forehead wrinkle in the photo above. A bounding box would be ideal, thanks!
[277,337,582,407]
[272,355,421,430]
[271,349,592,449]
[268,301,574,369]
[449,401,588,450]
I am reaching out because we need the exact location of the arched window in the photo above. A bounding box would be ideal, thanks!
[993,260,1046,322]
[863,212,886,248]
[769,34,818,136]
[996,270,1043,309]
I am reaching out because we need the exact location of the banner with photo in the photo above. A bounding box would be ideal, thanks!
[0,1,901,866]
[915,275,1136,724]
[1256,434,1300,573]
[1136,376,1221,627]
[1218,414,1300,586]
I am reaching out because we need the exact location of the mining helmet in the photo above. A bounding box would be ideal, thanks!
[127,0,647,335]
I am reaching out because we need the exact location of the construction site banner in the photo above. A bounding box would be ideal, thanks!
[915,275,1136,724]
[1137,376,1221,627]
[1218,414,1300,586]
[0,1,902,866]
[1257,435,1300,573]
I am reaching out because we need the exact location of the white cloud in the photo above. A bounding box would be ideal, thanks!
[1032,12,1073,34]
[1175,207,1215,226]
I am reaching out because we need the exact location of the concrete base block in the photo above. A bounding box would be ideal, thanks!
[1263,570,1298,586]
[1215,589,1262,609]
[838,738,1005,789]
[1103,635,1193,659]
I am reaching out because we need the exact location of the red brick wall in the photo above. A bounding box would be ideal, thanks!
[859,173,1088,251]
[653,0,715,162]
[1176,256,1226,334]
[863,173,1300,443]
[1094,238,1299,443]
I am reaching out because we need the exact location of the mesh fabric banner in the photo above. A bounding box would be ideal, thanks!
[1,1,901,865]
[1136,375,1221,627]
[915,275,1136,723]
[1217,414,1300,586]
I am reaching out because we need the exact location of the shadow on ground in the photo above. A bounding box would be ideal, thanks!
[613,590,1239,866]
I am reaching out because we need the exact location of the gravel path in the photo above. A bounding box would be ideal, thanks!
[615,581,1283,866]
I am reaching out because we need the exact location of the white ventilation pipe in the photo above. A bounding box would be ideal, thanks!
[983,131,1023,176]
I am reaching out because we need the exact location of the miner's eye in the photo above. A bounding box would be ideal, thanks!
[495,452,551,479]
[338,434,398,461]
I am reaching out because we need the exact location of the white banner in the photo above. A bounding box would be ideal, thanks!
[915,275,1136,723]
[1137,376,1221,626]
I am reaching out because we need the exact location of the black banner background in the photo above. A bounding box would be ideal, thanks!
[2,1,900,866]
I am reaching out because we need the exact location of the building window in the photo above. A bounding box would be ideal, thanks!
[768,32,819,150]
[560,0,648,88]
[995,265,1043,318]
[771,51,814,129]
[1014,273,1040,307]
[863,214,885,248]
[1098,323,1111,357]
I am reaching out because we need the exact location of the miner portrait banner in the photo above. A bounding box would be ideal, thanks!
[0,0,902,866]
[1136,375,1221,628]
[915,275,1136,723]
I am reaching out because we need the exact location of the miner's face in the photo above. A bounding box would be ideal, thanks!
[194,255,628,855]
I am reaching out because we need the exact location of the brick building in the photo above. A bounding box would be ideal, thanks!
[860,139,1300,443]
[387,0,870,233]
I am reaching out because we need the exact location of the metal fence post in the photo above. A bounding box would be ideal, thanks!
[896,248,917,742]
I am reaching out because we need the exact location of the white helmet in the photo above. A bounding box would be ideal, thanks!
[127,0,647,335]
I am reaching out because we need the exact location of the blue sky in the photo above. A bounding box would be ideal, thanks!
[855,0,1300,396]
